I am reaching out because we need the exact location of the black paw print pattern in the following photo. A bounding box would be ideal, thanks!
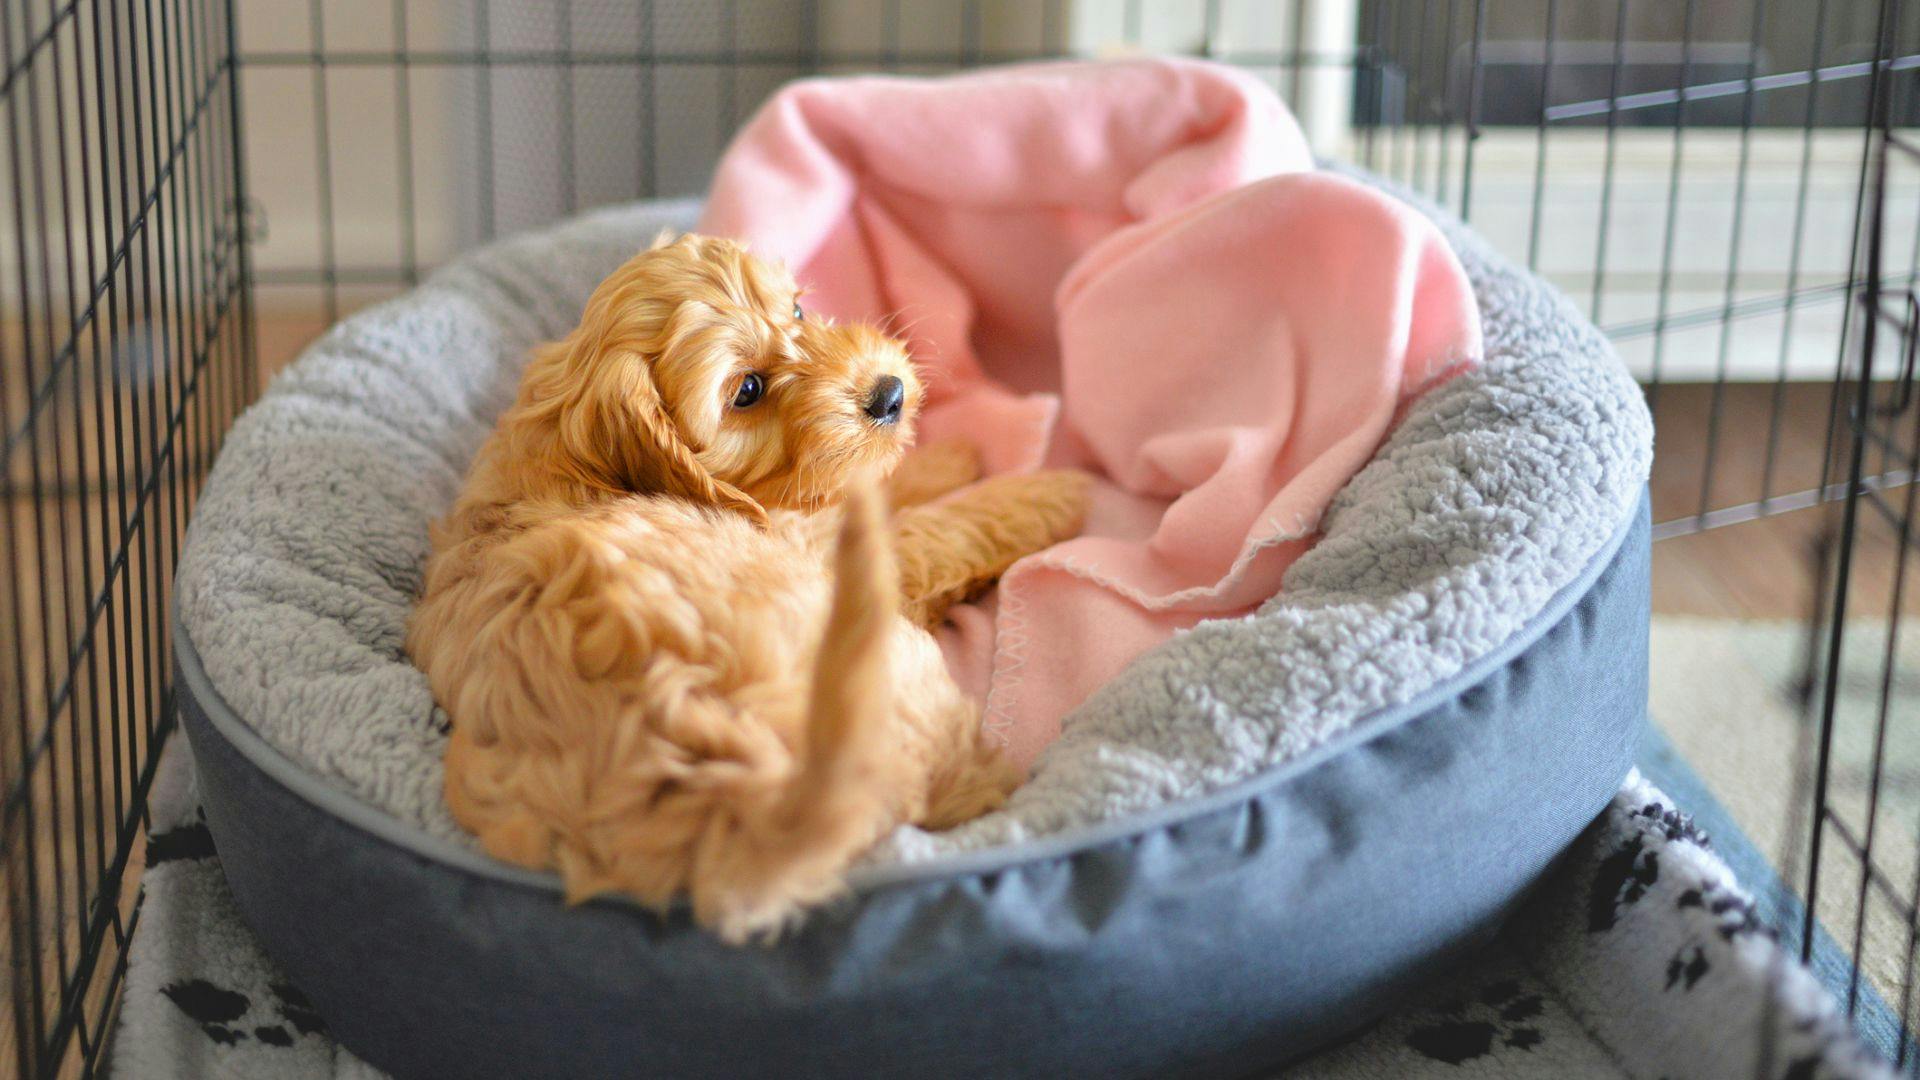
[1403,979,1548,1065]
[145,818,216,865]
[160,977,328,1049]
[1589,801,1712,934]
[148,812,330,1052]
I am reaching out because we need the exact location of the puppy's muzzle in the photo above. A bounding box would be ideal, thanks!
[864,375,905,425]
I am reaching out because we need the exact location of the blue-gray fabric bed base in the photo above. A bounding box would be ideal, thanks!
[176,494,1649,1080]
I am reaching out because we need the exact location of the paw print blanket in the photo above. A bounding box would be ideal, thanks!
[700,59,1482,766]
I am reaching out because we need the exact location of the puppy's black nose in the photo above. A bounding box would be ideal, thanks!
[864,375,905,425]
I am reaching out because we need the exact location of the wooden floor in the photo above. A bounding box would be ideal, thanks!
[1648,382,1916,619]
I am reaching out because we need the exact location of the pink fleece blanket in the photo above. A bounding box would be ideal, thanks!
[700,59,1481,770]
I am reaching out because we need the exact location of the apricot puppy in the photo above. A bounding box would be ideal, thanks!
[406,234,1088,942]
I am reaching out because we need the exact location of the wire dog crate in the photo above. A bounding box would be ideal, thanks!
[0,0,251,1074]
[1,0,1917,1075]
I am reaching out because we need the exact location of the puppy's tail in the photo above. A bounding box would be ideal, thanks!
[692,484,900,942]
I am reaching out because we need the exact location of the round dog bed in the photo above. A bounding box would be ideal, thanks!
[175,176,1652,1079]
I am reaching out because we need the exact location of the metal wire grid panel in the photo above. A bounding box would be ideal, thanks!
[1354,0,1916,542]
[1795,0,1920,1068]
[1356,0,1911,1065]
[240,0,1892,538]
[231,0,1359,341]
[0,0,253,1075]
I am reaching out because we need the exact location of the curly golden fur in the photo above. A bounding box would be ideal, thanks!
[406,234,1088,942]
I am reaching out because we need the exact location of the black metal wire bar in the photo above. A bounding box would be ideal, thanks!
[1897,687,1920,1068]
[1884,43,1920,484]
[1695,0,1770,525]
[0,2,57,1070]
[178,26,224,986]
[83,0,130,931]
[111,0,160,841]
[557,0,576,218]
[1589,0,1631,323]
[176,0,217,648]
[962,0,980,69]
[639,0,654,197]
[306,0,337,324]
[1404,0,1431,191]
[1841,342,1920,1019]
[188,0,216,447]
[1758,580,1807,1080]
[24,0,92,980]
[392,0,417,285]
[196,0,227,594]
[720,0,738,167]
[1456,0,1484,223]
[1434,0,1458,209]
[474,0,494,240]
[1804,0,1905,967]
[157,0,198,703]
[131,8,168,799]
[1761,0,1835,512]
[223,0,255,427]
[1645,0,1700,413]
[1285,0,1305,117]
[170,0,200,527]
[65,0,126,917]
[1524,0,1559,272]
[1396,1,1413,184]
[101,3,159,997]
[881,0,899,72]
[1820,12,1904,505]
[41,0,108,972]
[1363,0,1385,171]
[139,0,187,766]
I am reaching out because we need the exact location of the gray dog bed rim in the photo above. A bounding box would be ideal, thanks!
[178,498,1648,897]
[174,489,1649,1079]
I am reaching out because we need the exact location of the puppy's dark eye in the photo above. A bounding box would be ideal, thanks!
[733,372,766,409]
[792,301,804,321]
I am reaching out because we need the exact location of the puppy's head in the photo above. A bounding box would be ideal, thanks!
[523,233,921,518]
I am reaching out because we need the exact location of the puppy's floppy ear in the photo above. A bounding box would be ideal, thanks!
[525,335,769,527]
[603,354,770,526]
[549,334,764,522]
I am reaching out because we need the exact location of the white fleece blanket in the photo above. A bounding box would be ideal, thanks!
[172,174,1652,863]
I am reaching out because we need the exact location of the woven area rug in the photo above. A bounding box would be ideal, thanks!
[115,709,1899,1078]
